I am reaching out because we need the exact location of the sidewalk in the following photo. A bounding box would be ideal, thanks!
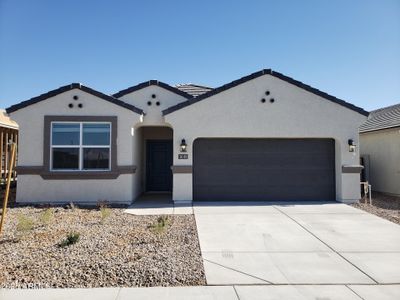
[1,284,400,300]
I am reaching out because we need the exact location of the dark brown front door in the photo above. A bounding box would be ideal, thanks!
[146,140,173,191]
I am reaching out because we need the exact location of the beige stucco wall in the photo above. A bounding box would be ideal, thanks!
[360,128,400,196]
[10,75,367,204]
[166,74,367,203]
[17,175,134,204]
[118,85,187,126]
[10,88,142,204]
[118,85,181,197]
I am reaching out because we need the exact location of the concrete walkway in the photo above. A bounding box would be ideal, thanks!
[124,193,193,215]
[194,201,400,286]
[4,201,398,299]
[1,285,400,299]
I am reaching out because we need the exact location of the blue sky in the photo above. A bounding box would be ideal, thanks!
[0,0,399,111]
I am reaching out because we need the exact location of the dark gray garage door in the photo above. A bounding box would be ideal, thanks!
[193,139,335,201]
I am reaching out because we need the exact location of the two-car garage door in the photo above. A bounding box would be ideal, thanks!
[193,139,335,201]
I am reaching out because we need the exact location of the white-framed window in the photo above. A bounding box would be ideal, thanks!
[50,122,111,171]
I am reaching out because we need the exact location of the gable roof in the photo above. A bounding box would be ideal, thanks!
[113,80,192,99]
[359,103,400,133]
[6,83,144,114]
[163,69,369,116]
[175,84,213,97]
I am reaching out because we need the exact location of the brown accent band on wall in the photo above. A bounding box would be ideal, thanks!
[16,166,44,174]
[118,165,137,174]
[171,165,192,173]
[16,165,136,179]
[342,165,364,174]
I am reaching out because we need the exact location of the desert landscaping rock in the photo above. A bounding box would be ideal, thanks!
[352,192,400,225]
[0,207,205,288]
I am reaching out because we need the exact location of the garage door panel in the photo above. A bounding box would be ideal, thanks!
[195,184,334,201]
[195,168,334,185]
[202,153,330,167]
[193,138,335,201]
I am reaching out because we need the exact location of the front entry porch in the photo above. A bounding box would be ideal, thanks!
[132,126,176,206]
[125,192,192,215]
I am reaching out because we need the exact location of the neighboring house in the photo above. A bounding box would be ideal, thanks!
[0,109,19,184]
[359,103,400,196]
[6,69,368,204]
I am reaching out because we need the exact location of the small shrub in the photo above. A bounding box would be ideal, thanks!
[39,208,53,226]
[150,215,170,234]
[66,202,77,211]
[99,206,111,224]
[59,232,80,247]
[16,214,34,233]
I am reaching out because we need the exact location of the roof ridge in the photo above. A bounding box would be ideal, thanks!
[370,103,400,114]
[163,69,368,116]
[113,80,192,99]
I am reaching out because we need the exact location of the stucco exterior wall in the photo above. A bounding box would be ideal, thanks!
[9,74,367,204]
[166,74,367,203]
[360,128,400,196]
[17,175,134,204]
[10,88,141,204]
[118,86,187,126]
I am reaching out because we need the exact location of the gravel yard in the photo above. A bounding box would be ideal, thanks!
[351,192,400,225]
[0,206,205,288]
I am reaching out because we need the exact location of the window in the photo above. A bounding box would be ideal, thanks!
[51,122,111,171]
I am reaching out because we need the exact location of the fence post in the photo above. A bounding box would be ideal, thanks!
[0,142,17,236]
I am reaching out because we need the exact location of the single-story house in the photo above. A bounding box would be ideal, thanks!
[359,103,400,196]
[6,69,368,204]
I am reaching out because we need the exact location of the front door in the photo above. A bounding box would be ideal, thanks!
[146,140,173,191]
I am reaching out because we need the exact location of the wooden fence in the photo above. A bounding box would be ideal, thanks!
[0,126,18,186]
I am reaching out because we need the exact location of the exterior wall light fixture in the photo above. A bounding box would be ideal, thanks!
[180,139,187,152]
[348,139,356,152]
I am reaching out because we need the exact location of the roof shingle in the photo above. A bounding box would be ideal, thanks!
[175,84,213,97]
[360,103,400,133]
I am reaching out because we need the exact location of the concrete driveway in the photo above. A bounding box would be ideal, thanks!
[194,201,400,285]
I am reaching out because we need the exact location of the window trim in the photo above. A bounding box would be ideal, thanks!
[50,121,112,172]
[43,116,119,178]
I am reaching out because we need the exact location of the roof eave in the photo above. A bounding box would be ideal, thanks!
[360,125,400,134]
[0,123,18,130]
[163,69,369,117]
[6,84,144,115]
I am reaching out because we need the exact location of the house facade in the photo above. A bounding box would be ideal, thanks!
[6,69,368,204]
[360,103,400,196]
